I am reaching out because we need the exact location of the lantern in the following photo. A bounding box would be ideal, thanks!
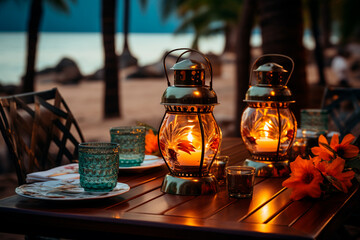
[158,48,221,195]
[241,54,297,177]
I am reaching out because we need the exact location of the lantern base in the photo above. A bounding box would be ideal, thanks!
[161,174,218,195]
[244,159,290,177]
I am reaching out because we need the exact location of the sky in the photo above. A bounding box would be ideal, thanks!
[0,0,181,33]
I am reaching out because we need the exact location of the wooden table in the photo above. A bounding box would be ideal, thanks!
[0,138,358,239]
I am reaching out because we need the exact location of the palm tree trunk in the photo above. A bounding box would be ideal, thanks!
[22,0,43,93]
[235,0,256,137]
[102,0,121,118]
[119,0,138,68]
[309,0,326,86]
[223,25,234,53]
[257,0,308,123]
[320,0,332,48]
[123,0,130,52]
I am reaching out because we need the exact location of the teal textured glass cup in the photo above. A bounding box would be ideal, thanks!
[78,142,119,192]
[110,126,146,167]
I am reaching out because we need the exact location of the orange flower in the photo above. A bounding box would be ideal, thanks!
[145,129,159,155]
[311,133,359,160]
[311,135,333,161]
[282,156,323,200]
[330,134,359,159]
[316,157,355,193]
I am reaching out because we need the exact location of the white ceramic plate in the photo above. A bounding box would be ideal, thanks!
[119,155,165,172]
[15,179,130,201]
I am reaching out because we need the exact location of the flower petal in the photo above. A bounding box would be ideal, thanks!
[342,145,359,158]
[330,134,339,148]
[319,151,333,161]
[341,134,355,145]
[311,147,322,155]
[290,188,308,201]
[319,135,329,146]
[307,184,322,198]
[326,157,345,176]
[282,177,301,188]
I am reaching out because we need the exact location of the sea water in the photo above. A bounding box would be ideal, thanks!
[0,31,318,85]
[0,32,226,85]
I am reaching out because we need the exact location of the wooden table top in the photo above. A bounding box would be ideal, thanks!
[0,138,358,240]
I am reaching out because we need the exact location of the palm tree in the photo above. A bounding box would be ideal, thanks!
[118,0,138,68]
[257,0,308,122]
[21,0,75,93]
[22,0,43,93]
[160,0,242,52]
[307,0,326,85]
[320,0,331,48]
[234,0,256,137]
[102,0,120,118]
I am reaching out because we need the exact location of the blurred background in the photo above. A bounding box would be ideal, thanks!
[0,0,360,195]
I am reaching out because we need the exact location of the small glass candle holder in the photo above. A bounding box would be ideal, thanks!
[210,155,229,184]
[78,142,119,192]
[226,166,256,198]
[289,137,307,161]
[301,109,328,138]
[110,126,146,167]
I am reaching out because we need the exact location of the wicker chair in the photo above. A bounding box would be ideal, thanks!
[0,88,85,185]
[321,87,360,139]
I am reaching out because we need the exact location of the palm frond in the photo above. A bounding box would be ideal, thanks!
[45,0,76,14]
[139,0,148,12]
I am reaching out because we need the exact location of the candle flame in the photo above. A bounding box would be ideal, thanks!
[264,121,271,138]
[187,131,194,142]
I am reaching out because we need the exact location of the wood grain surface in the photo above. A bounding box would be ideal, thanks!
[0,138,358,240]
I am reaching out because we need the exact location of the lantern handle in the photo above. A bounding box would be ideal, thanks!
[163,48,214,90]
[249,54,294,86]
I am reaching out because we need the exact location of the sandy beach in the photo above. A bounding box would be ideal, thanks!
[35,57,238,141]
[34,51,357,142]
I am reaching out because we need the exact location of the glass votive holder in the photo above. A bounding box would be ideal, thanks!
[78,142,120,192]
[210,155,229,184]
[110,126,146,167]
[300,109,328,138]
[226,166,256,198]
[289,137,307,161]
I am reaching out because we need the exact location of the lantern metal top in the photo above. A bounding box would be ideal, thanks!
[170,59,204,70]
[254,62,288,73]
[244,54,295,105]
[161,48,218,106]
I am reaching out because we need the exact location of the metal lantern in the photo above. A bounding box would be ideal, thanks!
[241,54,297,177]
[158,48,221,195]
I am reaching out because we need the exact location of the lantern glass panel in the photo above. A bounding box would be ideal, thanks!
[159,112,220,174]
[241,107,296,156]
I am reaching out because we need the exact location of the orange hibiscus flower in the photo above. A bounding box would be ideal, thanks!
[145,129,159,155]
[315,157,355,193]
[311,135,334,161]
[311,133,359,160]
[330,134,359,159]
[282,156,323,200]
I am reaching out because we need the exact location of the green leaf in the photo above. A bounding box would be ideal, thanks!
[319,142,338,157]
[325,175,345,192]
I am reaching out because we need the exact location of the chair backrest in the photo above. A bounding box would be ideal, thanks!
[0,88,85,185]
[321,87,360,137]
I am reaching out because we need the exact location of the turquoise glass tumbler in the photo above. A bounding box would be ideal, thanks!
[110,126,146,167]
[78,142,119,192]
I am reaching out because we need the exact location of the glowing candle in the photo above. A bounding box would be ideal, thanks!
[255,121,278,152]
[176,129,202,166]
[256,138,278,152]
[177,149,202,166]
